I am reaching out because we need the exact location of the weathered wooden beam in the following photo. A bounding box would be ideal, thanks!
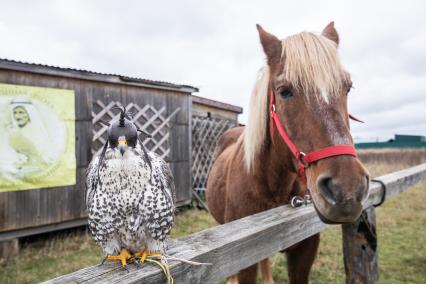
[0,219,87,242]
[44,163,426,284]
[44,205,327,283]
[363,163,426,208]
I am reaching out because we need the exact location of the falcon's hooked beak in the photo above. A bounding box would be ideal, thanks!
[118,136,128,156]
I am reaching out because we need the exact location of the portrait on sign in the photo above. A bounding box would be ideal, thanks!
[0,83,76,191]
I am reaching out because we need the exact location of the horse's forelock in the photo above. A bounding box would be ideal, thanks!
[280,32,348,102]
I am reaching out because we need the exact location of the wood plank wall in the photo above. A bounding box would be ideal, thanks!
[0,68,192,234]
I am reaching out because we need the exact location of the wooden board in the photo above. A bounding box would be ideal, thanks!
[169,124,190,162]
[170,161,191,204]
[0,168,87,233]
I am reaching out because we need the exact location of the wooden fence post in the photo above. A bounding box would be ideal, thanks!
[342,206,379,284]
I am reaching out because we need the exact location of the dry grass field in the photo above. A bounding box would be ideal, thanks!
[357,148,426,177]
[0,148,425,283]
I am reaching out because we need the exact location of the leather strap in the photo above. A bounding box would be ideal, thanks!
[349,114,364,123]
[269,90,359,184]
[304,145,357,164]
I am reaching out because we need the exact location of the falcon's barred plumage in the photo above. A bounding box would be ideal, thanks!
[86,107,175,267]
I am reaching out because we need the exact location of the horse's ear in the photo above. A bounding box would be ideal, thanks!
[321,21,339,45]
[256,24,282,64]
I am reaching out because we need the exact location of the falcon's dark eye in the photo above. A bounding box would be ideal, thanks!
[279,88,293,99]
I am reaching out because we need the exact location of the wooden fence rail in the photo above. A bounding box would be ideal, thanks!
[44,163,426,284]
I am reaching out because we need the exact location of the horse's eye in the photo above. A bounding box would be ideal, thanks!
[279,88,293,99]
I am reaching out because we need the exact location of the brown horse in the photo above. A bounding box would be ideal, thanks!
[206,22,370,284]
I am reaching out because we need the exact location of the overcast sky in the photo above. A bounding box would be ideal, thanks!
[0,0,425,141]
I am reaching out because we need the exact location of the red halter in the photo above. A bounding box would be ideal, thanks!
[269,91,359,184]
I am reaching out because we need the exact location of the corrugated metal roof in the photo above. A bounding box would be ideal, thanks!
[0,58,199,93]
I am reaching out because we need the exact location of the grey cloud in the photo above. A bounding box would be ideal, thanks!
[0,0,425,140]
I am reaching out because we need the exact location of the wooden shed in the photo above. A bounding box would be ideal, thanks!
[190,95,242,193]
[0,59,198,244]
[191,95,242,122]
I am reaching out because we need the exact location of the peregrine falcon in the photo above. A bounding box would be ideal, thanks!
[86,107,175,267]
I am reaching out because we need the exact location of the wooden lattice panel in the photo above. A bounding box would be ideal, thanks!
[92,100,180,160]
[191,116,236,190]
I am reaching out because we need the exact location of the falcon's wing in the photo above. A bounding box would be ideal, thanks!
[158,158,176,207]
[145,154,176,241]
[85,155,100,208]
[86,153,123,250]
[128,150,175,242]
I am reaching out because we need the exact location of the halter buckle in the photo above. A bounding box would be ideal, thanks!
[270,104,276,113]
[290,194,312,208]
[298,151,308,167]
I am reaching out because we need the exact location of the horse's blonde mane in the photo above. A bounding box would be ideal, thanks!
[244,32,347,171]
[244,66,270,172]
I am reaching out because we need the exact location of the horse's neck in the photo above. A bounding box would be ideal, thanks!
[255,139,303,199]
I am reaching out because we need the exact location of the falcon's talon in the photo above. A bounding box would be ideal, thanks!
[105,249,132,267]
[135,250,161,263]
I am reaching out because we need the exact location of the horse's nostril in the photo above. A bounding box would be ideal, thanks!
[317,176,337,205]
